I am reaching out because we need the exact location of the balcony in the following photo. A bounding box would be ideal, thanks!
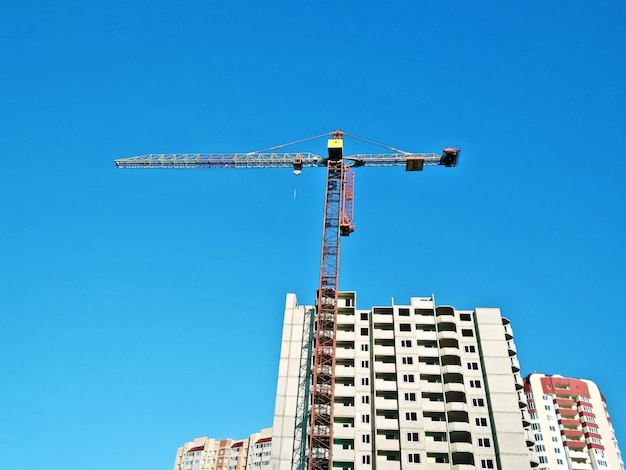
[443,382,465,394]
[449,431,472,444]
[503,323,513,340]
[556,407,578,417]
[417,345,438,356]
[420,364,442,375]
[335,329,355,342]
[447,421,471,433]
[375,435,400,452]
[564,440,586,450]
[438,338,459,349]
[424,420,448,433]
[372,327,394,340]
[372,313,393,325]
[445,390,467,404]
[420,381,443,394]
[507,341,517,356]
[332,448,354,463]
[511,356,521,372]
[436,319,457,333]
[373,344,395,356]
[525,430,535,447]
[335,365,355,377]
[374,361,396,374]
[562,429,584,438]
[436,306,455,316]
[418,330,437,341]
[437,330,457,341]
[374,396,397,411]
[571,462,593,470]
[375,379,397,392]
[334,383,355,397]
[334,404,355,419]
[422,400,446,413]
[555,398,576,406]
[446,402,469,415]
[335,348,354,360]
[375,416,399,430]
[559,418,581,428]
[447,410,469,423]
[442,364,463,375]
[450,443,474,456]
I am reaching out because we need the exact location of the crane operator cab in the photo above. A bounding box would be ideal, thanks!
[327,138,344,161]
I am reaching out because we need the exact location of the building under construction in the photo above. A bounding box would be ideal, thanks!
[270,292,535,470]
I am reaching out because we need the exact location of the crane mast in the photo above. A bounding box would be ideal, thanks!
[115,130,459,470]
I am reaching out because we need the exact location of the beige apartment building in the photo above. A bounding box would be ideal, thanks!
[524,373,623,470]
[271,292,535,470]
[173,427,272,470]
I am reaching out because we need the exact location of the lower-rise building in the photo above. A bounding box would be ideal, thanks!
[173,428,272,470]
[271,292,534,470]
[524,373,624,470]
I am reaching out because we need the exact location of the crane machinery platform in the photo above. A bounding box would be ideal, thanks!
[115,130,459,470]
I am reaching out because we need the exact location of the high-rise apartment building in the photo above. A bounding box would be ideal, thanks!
[524,373,624,470]
[271,293,534,470]
[173,428,272,470]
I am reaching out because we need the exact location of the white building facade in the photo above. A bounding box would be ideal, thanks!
[271,292,534,470]
[524,373,624,470]
[173,428,273,470]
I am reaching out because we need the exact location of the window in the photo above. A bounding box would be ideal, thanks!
[402,357,414,365]
[470,379,482,388]
[544,405,551,410]
[461,329,474,337]
[362,434,370,444]
[360,313,369,321]
[549,426,555,431]
[555,448,561,453]
[406,412,418,421]
[399,308,410,316]
[401,340,412,348]
[535,444,545,452]
[407,432,419,442]
[460,313,471,321]
[467,362,479,370]
[481,459,494,469]
[362,395,369,404]
[399,323,411,332]
[556,459,563,465]
[407,453,420,463]
[361,344,369,352]
[361,360,369,368]
[551,437,558,442]
[362,414,370,423]
[478,438,491,448]
[362,455,371,465]
[531,423,540,430]
[464,345,476,353]
[538,456,548,464]
[405,392,416,401]
[361,377,369,386]
[360,327,369,336]
[475,417,488,427]
[403,374,415,383]
[535,434,543,441]
[472,398,485,407]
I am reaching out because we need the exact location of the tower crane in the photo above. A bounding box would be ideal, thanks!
[115,130,459,470]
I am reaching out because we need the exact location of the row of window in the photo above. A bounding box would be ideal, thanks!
[352,309,473,319]
[358,328,475,337]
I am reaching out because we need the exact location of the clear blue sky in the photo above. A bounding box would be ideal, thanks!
[1,2,625,469]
